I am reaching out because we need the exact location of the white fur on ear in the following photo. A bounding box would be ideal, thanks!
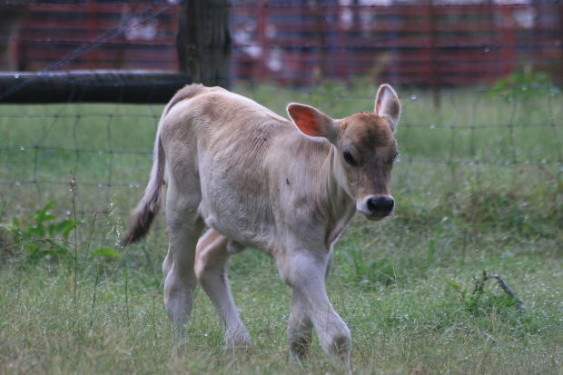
[375,84,401,132]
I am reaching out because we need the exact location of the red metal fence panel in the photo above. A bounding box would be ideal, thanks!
[15,1,179,71]
[4,1,562,86]
[231,1,562,85]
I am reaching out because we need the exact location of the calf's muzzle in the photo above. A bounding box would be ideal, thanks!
[358,195,395,220]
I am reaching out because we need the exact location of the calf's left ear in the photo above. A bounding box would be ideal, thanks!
[375,84,401,132]
[287,103,337,142]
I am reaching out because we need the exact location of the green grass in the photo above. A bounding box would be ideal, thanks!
[0,82,561,374]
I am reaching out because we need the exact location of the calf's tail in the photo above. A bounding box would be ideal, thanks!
[121,125,166,246]
[121,84,206,246]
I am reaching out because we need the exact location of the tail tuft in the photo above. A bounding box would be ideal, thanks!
[120,200,160,246]
[121,130,165,246]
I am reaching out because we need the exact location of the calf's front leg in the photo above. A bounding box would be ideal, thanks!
[288,289,313,363]
[278,251,351,372]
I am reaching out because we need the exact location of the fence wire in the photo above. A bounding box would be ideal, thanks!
[0,1,561,247]
[1,84,560,214]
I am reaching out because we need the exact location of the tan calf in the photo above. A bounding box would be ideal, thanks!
[122,83,401,371]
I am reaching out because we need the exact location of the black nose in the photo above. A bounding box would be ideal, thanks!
[366,196,394,216]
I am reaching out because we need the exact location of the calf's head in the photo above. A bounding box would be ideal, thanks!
[287,84,401,220]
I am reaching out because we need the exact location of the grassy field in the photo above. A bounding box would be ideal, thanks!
[0,82,561,374]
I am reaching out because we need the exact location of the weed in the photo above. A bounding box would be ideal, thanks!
[0,200,120,267]
[342,252,399,288]
[490,69,559,102]
[445,271,524,316]
[0,200,78,264]
[457,183,559,237]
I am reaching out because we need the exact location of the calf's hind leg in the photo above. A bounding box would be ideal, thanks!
[194,229,251,347]
[162,181,204,339]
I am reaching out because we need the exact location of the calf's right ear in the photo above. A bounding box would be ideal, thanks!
[287,103,336,142]
[375,84,401,132]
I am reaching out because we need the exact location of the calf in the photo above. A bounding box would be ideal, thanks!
[122,83,401,370]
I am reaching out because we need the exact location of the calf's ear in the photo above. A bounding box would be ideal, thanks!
[287,103,336,142]
[375,84,401,132]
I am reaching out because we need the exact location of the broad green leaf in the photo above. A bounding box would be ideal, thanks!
[90,247,120,259]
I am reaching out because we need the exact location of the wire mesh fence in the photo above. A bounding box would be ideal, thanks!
[1,84,560,224]
[0,0,561,249]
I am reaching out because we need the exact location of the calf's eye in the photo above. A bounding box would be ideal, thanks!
[343,150,358,167]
